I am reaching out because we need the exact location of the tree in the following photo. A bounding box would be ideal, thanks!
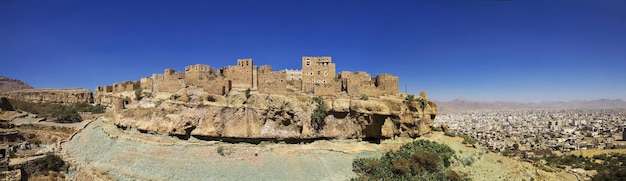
[40,153,65,172]
[311,97,327,132]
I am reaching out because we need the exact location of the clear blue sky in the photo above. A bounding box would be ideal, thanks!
[1,0,625,102]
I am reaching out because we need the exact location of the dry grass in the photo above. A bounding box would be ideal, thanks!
[570,148,626,157]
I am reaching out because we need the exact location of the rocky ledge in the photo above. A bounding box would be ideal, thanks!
[106,90,436,142]
[1,88,93,103]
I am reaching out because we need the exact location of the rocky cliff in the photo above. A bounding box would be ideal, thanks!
[1,88,93,104]
[107,90,437,141]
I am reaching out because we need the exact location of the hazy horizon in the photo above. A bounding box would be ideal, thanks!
[2,1,625,102]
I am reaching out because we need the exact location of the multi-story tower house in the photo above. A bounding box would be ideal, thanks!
[221,59,257,90]
[301,56,336,93]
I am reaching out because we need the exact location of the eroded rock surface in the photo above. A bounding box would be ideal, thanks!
[1,88,93,103]
[107,92,437,140]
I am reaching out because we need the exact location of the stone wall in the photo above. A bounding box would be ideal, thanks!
[1,88,93,103]
[140,77,153,91]
[153,69,185,93]
[375,74,399,96]
[258,65,287,95]
[113,81,140,93]
[184,64,216,86]
[340,71,380,98]
[221,59,255,89]
[313,83,334,96]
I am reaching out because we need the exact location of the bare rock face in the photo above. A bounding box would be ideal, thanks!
[1,88,93,103]
[107,92,437,141]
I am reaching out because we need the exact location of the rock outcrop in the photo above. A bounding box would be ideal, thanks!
[0,76,33,94]
[107,91,437,141]
[1,88,93,103]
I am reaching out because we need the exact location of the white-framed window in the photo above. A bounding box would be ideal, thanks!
[324,72,328,76]
[306,61,311,66]
[317,80,321,83]
[323,80,326,83]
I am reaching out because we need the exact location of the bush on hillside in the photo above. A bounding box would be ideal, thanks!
[40,153,66,172]
[41,104,81,123]
[72,102,106,114]
[351,140,466,181]
[311,96,327,132]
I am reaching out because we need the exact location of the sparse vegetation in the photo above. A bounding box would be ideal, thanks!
[41,104,82,123]
[245,88,251,99]
[351,140,467,181]
[444,132,456,137]
[405,94,415,102]
[217,146,225,156]
[311,96,327,132]
[72,102,105,114]
[360,94,368,100]
[458,133,477,145]
[40,153,66,172]
[532,153,626,181]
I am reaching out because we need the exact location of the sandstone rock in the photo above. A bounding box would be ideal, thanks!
[106,94,437,140]
[442,123,450,133]
[1,88,92,103]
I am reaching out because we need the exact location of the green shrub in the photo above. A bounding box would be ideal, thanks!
[458,134,477,144]
[351,140,464,181]
[217,146,225,156]
[72,102,105,114]
[311,97,327,132]
[405,94,415,102]
[360,94,368,100]
[8,150,16,158]
[40,153,65,172]
[444,132,456,137]
[41,104,81,123]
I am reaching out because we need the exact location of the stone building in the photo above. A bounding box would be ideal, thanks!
[153,69,185,93]
[221,59,257,90]
[301,56,336,93]
[339,71,380,97]
[374,74,399,96]
[94,56,401,105]
[258,65,287,95]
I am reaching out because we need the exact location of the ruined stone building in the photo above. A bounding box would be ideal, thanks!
[95,56,400,104]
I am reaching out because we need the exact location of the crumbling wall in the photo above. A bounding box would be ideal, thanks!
[258,65,287,95]
[221,59,254,89]
[340,71,380,98]
[375,74,399,96]
[154,69,184,93]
